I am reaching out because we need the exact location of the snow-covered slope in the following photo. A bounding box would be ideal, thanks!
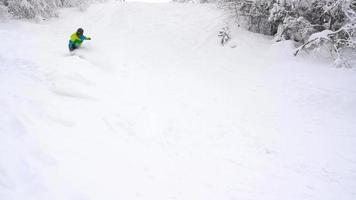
[1,1,356,200]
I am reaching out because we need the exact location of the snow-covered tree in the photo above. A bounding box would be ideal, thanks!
[0,0,108,19]
[3,0,59,19]
[217,0,356,67]
[295,0,356,67]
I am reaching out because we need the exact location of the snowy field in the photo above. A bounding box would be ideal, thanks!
[1,1,356,200]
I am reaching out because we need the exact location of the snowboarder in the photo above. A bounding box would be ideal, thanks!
[68,28,91,51]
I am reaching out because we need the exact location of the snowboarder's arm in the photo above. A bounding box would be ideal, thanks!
[81,35,91,40]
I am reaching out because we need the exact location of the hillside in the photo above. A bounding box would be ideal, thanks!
[1,1,356,200]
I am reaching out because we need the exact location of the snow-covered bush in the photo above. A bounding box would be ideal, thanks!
[268,2,286,23]
[78,0,90,11]
[61,0,89,11]
[218,26,231,45]
[247,0,275,35]
[0,3,10,20]
[275,16,316,43]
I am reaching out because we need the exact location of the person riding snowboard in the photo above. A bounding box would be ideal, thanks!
[68,28,91,51]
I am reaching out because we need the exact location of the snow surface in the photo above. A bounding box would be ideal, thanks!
[1,1,356,200]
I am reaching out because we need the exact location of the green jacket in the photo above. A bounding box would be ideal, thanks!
[69,33,90,49]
